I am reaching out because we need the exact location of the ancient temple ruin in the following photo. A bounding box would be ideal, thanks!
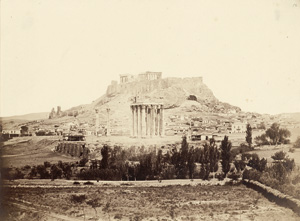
[130,103,164,138]
[120,72,162,84]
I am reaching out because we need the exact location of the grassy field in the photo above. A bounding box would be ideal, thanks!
[1,137,78,168]
[249,144,300,166]
[2,180,299,221]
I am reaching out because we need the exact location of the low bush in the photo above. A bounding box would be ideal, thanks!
[243,153,267,172]
[228,172,241,181]
[22,165,31,170]
[70,194,86,204]
[271,151,287,161]
[73,181,80,185]
[242,169,261,181]
[293,136,300,148]
[234,160,246,172]
[215,173,225,181]
[11,168,25,179]
[84,181,94,185]
[289,148,295,153]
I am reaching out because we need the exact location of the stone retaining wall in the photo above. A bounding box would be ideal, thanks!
[243,179,300,216]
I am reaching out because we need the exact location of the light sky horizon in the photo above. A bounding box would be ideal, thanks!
[1,0,300,117]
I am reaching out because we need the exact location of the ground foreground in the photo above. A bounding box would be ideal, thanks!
[1,179,299,221]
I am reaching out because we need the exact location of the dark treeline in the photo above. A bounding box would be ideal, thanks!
[77,136,229,181]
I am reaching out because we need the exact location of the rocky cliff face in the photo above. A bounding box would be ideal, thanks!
[104,77,217,107]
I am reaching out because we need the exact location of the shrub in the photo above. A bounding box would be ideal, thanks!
[28,166,37,178]
[37,165,50,179]
[271,151,287,161]
[259,171,280,188]
[289,148,295,153]
[44,161,51,168]
[215,173,225,181]
[234,160,246,172]
[7,168,25,180]
[269,163,288,183]
[237,143,253,154]
[70,194,86,204]
[50,164,63,180]
[255,134,269,146]
[246,154,267,172]
[242,169,261,181]
[84,181,94,185]
[22,165,31,170]
[73,181,80,185]
[228,172,241,181]
[293,136,300,148]
[79,158,88,167]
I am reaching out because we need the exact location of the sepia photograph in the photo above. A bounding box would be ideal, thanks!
[1,0,300,220]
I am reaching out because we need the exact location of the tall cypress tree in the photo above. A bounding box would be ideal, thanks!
[220,136,232,176]
[246,123,252,147]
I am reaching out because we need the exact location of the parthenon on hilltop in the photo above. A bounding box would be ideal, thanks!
[120,71,162,84]
[130,103,164,138]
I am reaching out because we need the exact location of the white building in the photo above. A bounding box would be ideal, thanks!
[229,122,247,133]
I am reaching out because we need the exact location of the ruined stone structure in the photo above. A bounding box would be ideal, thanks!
[138,72,162,81]
[120,72,162,84]
[119,74,135,84]
[49,108,56,119]
[49,106,63,119]
[57,106,62,117]
[106,80,118,95]
[130,103,164,138]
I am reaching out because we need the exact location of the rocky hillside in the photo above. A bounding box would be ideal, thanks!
[52,76,241,134]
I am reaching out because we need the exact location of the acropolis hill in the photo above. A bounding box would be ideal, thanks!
[40,72,243,137]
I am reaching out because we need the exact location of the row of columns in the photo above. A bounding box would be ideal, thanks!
[130,104,164,138]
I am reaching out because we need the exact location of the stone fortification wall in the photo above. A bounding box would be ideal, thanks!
[55,142,90,158]
[106,76,207,99]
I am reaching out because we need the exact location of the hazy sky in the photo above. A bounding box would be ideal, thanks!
[1,0,300,117]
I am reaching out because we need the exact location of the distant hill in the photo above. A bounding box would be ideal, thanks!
[275,112,300,124]
[0,112,49,122]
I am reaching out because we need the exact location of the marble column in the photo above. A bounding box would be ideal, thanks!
[131,106,134,137]
[145,106,148,136]
[141,105,146,138]
[155,106,158,136]
[160,105,165,136]
[137,105,141,138]
[135,106,139,137]
[157,107,161,136]
[147,106,151,137]
[152,105,156,136]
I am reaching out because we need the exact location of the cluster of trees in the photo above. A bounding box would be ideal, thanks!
[35,130,57,136]
[30,161,73,180]
[255,123,291,146]
[77,136,233,181]
[1,161,74,180]
[243,150,296,189]
[4,121,297,188]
